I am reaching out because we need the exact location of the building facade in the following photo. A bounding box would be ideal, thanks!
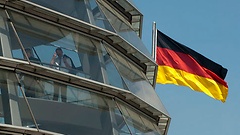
[0,0,170,134]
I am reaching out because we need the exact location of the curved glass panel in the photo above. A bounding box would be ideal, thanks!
[2,9,132,89]
[0,69,161,135]
[0,8,167,125]
[117,101,162,135]
[105,45,168,114]
[0,69,35,128]
[88,0,115,32]
[0,46,2,56]
[29,0,115,32]
[29,0,89,23]
[0,75,5,124]
[14,71,134,135]
[97,1,153,59]
[6,10,106,82]
[0,9,16,58]
[100,43,128,89]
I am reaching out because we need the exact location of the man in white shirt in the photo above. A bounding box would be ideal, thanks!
[50,47,72,102]
[51,47,72,72]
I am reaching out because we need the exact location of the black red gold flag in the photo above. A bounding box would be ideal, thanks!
[156,30,228,102]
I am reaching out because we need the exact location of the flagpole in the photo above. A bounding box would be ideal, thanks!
[152,22,158,88]
[152,22,157,61]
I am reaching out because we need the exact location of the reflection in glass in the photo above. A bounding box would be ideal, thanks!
[6,10,105,82]
[20,74,44,98]
[0,46,2,56]
[0,69,36,128]
[97,1,153,58]
[0,87,4,124]
[0,9,167,127]
[21,75,122,134]
[0,68,162,135]
[88,0,115,32]
[29,0,115,32]
[0,9,19,59]
[29,0,89,23]
[103,45,129,89]
[0,9,151,93]
[24,48,41,64]
[110,101,132,135]
[118,102,162,135]
[105,45,167,112]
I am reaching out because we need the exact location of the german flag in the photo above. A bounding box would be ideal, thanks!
[156,30,228,102]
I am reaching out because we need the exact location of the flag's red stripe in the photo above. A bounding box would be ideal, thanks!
[204,68,228,88]
[156,47,228,87]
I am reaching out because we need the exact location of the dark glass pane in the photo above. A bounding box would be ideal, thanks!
[22,78,115,135]
[106,46,167,113]
[104,45,128,89]
[98,1,153,59]
[118,102,162,135]
[0,69,36,129]
[8,10,105,82]
[29,0,90,23]
[89,0,115,32]
[0,46,2,56]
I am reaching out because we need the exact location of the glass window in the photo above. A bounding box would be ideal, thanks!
[117,101,162,135]
[29,0,115,32]
[97,1,153,59]
[2,9,158,97]
[0,45,2,56]
[100,43,128,89]
[105,45,167,112]
[15,71,127,135]
[88,0,115,32]
[6,10,107,82]
[0,9,16,58]
[0,87,4,124]
[16,70,161,135]
[0,68,160,135]
[0,69,36,128]
[29,0,90,23]
[0,9,155,93]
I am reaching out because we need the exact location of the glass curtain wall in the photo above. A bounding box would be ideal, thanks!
[97,0,152,59]
[1,9,152,92]
[0,8,165,112]
[0,1,168,135]
[27,0,151,61]
[0,68,162,135]
[28,0,115,32]
[0,69,36,127]
[105,45,167,112]
[7,9,105,82]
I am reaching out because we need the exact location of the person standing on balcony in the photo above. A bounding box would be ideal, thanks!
[50,47,73,102]
[25,48,40,64]
[22,48,43,98]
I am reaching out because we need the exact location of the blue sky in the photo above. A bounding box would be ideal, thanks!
[134,1,240,135]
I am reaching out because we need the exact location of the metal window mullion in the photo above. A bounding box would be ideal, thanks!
[101,98,117,135]
[4,10,30,63]
[115,100,133,135]
[84,0,95,25]
[14,72,39,131]
[98,41,109,84]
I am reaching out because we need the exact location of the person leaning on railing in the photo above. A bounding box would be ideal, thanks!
[50,47,73,102]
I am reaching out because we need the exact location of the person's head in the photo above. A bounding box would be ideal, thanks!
[55,47,63,57]
[25,48,33,58]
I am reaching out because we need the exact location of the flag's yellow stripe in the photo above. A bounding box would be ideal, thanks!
[157,65,228,102]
